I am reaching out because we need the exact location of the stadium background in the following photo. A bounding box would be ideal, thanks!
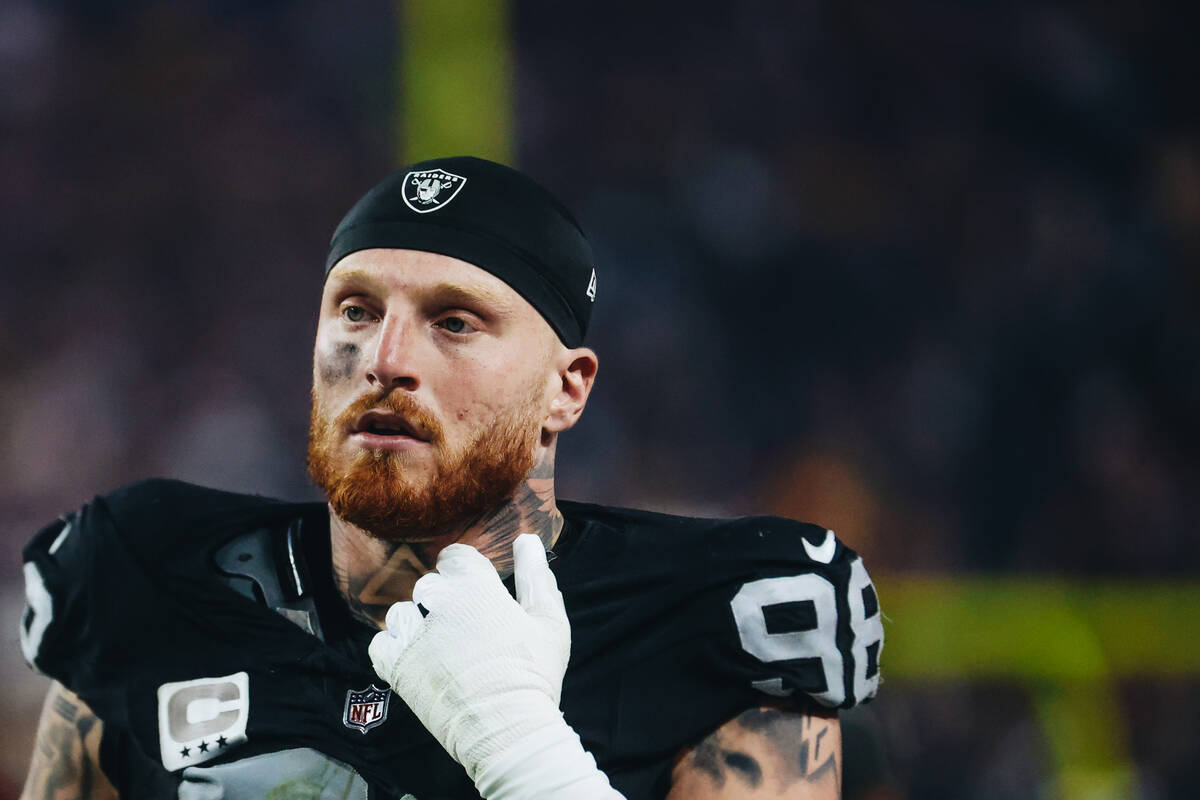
[1,0,1198,797]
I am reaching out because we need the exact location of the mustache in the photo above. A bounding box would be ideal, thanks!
[332,390,445,445]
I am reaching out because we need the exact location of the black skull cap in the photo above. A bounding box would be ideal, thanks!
[326,156,596,347]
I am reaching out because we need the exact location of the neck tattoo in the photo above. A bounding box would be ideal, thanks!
[329,458,562,629]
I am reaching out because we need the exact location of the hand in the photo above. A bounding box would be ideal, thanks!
[369,534,570,780]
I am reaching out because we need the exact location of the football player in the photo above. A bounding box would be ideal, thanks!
[19,157,884,799]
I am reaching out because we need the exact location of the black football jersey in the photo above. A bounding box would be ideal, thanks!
[20,479,883,799]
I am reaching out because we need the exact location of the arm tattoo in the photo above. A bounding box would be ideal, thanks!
[796,710,838,785]
[24,685,113,800]
[688,737,764,789]
[672,707,841,798]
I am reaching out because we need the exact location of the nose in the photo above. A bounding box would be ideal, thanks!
[365,313,420,391]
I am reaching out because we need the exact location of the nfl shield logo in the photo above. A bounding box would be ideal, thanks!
[343,685,391,734]
[402,168,467,214]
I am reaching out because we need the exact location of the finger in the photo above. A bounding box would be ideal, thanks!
[368,630,406,687]
[435,542,496,578]
[411,571,448,609]
[513,534,566,622]
[384,600,424,645]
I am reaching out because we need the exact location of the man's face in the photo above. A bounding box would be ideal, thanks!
[307,248,560,540]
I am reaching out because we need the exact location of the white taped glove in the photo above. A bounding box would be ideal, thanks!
[369,534,624,800]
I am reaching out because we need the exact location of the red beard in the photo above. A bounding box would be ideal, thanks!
[307,387,540,540]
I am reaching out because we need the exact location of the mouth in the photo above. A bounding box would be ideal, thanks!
[350,410,431,443]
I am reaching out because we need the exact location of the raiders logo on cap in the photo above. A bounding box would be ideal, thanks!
[402,168,467,214]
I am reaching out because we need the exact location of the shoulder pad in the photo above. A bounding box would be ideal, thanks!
[705,517,885,709]
[100,479,289,559]
[213,517,325,640]
[19,479,314,684]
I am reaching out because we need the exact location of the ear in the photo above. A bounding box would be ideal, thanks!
[543,347,599,434]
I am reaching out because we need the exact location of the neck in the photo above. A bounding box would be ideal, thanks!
[328,456,562,629]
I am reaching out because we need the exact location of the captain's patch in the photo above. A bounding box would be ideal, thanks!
[157,672,249,771]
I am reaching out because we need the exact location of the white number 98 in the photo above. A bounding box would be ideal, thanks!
[730,555,882,707]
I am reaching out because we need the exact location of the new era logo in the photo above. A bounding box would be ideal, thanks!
[586,268,597,302]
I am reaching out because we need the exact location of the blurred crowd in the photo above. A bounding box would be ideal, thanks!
[519,0,1199,575]
[1,0,1197,797]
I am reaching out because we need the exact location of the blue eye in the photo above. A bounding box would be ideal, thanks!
[343,306,367,323]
